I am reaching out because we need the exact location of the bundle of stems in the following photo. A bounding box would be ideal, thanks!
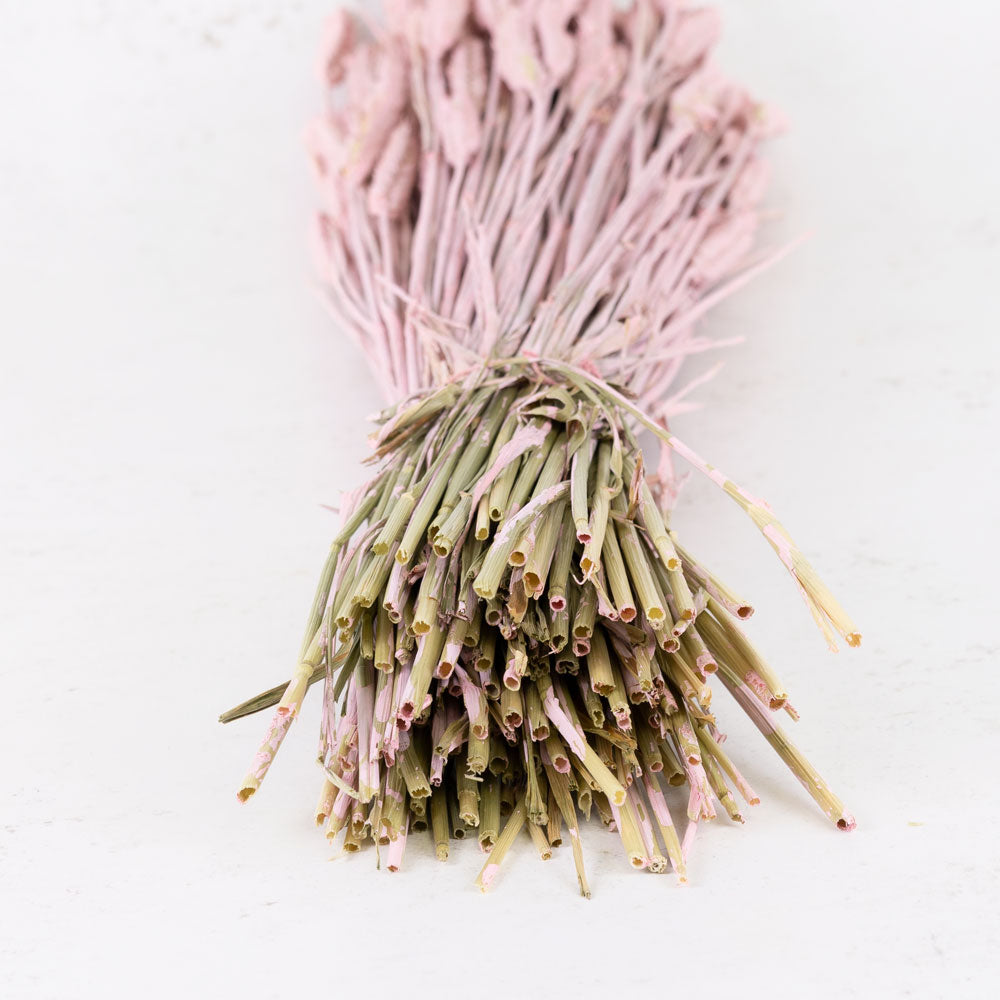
[223,0,860,893]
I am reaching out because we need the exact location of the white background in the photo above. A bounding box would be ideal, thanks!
[2,2,998,997]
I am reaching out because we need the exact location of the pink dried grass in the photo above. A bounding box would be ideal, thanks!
[225,0,860,892]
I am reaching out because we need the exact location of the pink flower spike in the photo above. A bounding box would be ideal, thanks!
[318,9,357,87]
[535,0,583,83]
[666,6,722,69]
[494,5,544,92]
[422,0,472,61]
[368,119,420,218]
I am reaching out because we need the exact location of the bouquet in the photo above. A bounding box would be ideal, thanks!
[222,0,860,894]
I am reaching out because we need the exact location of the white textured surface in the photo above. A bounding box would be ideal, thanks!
[2,2,998,998]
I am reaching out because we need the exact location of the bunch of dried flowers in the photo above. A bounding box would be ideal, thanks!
[222,0,859,894]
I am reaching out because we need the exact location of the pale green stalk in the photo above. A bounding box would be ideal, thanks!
[503,633,528,689]
[474,495,492,540]
[570,435,593,541]
[541,763,590,897]
[536,674,626,807]
[479,777,500,850]
[409,800,428,833]
[666,565,696,622]
[476,401,520,525]
[432,492,474,557]
[372,382,460,454]
[329,640,360,704]
[672,538,754,619]
[441,389,515,506]
[342,822,362,853]
[599,517,635,621]
[488,735,508,775]
[370,453,413,523]
[640,772,686,882]
[475,797,526,892]
[464,605,482,648]
[475,629,496,673]
[662,647,704,705]
[350,549,396,610]
[709,597,788,703]
[670,712,702,766]
[487,415,547,522]
[368,665,390,760]
[632,639,653,692]
[294,469,391,660]
[508,520,535,569]
[698,606,787,708]
[358,607,375,660]
[406,624,447,717]
[593,791,614,828]
[546,791,563,848]
[578,677,605,727]
[487,456,521,522]
[659,731,687,787]
[398,744,432,800]
[680,624,716,678]
[554,650,578,675]
[324,796,350,842]
[631,472,681,572]
[572,582,597,640]
[436,615,468,677]
[702,748,743,823]
[372,490,417,556]
[717,662,854,828]
[329,532,373,627]
[506,571,528,625]
[314,778,336,827]
[412,555,446,635]
[549,605,570,652]
[523,498,566,595]
[218,653,328,722]
[457,769,481,827]
[524,740,547,826]
[374,605,394,672]
[448,794,469,841]
[580,441,611,577]
[434,716,469,758]
[605,659,630,725]
[635,716,664,775]
[504,427,559,516]
[396,443,463,564]
[698,725,759,806]
[466,730,489,775]
[528,820,552,860]
[525,683,549,741]
[546,509,575,611]
[616,794,648,869]
[473,482,570,600]
[614,494,668,628]
[430,788,449,860]
[587,627,614,695]
[500,683,524,729]
[380,767,407,839]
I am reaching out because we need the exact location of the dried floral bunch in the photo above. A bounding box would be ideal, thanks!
[223,0,860,893]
